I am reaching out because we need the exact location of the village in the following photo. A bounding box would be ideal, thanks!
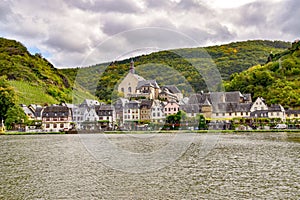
[4,59,300,133]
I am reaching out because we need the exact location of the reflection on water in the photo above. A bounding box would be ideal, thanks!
[0,133,299,199]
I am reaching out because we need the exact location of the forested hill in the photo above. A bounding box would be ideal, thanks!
[0,37,94,105]
[225,40,300,109]
[61,40,290,102]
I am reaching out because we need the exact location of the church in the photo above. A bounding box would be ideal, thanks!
[117,59,145,98]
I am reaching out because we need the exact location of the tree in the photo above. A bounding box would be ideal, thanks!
[198,114,207,130]
[5,105,28,130]
[0,76,17,121]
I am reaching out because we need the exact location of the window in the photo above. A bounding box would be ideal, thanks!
[60,124,64,128]
[169,108,171,112]
[153,113,156,117]
[158,113,160,117]
[216,113,219,116]
[128,87,132,93]
[121,88,124,92]
[53,124,57,128]
[46,124,50,128]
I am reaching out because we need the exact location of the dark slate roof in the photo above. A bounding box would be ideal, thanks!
[180,104,201,113]
[96,104,115,111]
[188,92,251,105]
[188,93,209,104]
[224,91,243,103]
[268,104,284,112]
[214,102,252,113]
[140,99,153,109]
[243,93,252,102]
[42,105,70,118]
[286,109,300,114]
[137,80,159,89]
[125,100,140,109]
[34,107,43,118]
[20,104,35,116]
[161,85,181,94]
[81,99,100,107]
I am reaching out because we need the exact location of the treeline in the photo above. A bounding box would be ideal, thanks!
[225,40,300,108]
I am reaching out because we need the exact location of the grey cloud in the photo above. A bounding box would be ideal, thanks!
[180,23,236,45]
[277,0,300,36]
[0,1,13,23]
[177,0,212,14]
[45,32,88,53]
[227,2,268,28]
[145,0,174,8]
[65,0,140,13]
[102,19,134,35]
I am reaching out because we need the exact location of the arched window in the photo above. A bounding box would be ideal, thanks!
[128,87,132,93]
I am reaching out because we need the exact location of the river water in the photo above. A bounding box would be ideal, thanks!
[0,132,299,199]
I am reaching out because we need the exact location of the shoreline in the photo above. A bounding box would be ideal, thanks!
[1,129,300,135]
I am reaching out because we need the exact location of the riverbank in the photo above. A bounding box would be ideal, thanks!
[1,129,300,135]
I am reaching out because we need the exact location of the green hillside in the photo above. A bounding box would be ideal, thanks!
[61,40,290,102]
[0,37,97,105]
[225,40,300,108]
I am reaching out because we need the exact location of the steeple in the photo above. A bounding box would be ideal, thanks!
[130,58,135,74]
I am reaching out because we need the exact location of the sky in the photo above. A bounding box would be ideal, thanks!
[0,0,299,68]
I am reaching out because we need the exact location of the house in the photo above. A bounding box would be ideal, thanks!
[180,104,201,118]
[140,99,153,121]
[41,104,72,132]
[133,80,160,100]
[164,100,180,116]
[113,98,129,128]
[151,100,165,123]
[286,109,300,120]
[96,104,116,130]
[268,104,285,121]
[123,100,141,130]
[249,98,285,121]
[186,92,252,120]
[117,59,145,98]
[159,85,183,102]
[124,100,140,121]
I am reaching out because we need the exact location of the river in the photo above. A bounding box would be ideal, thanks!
[0,132,299,199]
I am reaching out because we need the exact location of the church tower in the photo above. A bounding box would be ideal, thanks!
[129,59,135,74]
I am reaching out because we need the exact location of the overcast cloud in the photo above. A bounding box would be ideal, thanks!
[0,0,298,68]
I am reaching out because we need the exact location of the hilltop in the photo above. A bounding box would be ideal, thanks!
[225,40,300,109]
[0,37,96,105]
[61,40,290,102]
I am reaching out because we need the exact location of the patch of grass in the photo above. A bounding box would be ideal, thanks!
[9,80,58,105]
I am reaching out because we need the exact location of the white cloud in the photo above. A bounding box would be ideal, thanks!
[0,0,297,68]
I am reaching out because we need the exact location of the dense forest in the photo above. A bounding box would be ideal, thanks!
[225,40,300,109]
[61,40,290,102]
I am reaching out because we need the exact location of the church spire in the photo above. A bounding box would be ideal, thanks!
[130,58,135,74]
